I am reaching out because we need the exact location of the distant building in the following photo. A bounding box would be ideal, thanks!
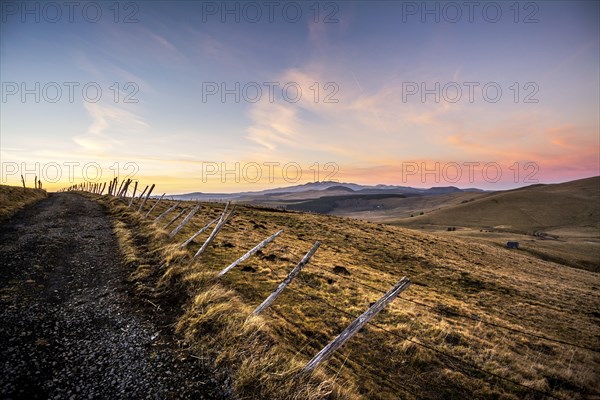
[506,241,519,249]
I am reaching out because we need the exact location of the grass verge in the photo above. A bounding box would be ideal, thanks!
[0,184,47,222]
[96,194,358,400]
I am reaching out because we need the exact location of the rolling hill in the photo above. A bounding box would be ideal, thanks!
[86,184,600,400]
[392,176,600,235]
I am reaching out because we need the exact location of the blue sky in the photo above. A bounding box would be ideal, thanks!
[1,1,598,193]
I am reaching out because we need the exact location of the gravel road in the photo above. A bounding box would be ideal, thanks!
[0,193,229,399]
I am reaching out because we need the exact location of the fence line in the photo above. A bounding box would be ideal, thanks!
[60,181,578,399]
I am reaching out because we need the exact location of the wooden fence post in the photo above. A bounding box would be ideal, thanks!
[153,201,181,223]
[303,277,411,373]
[117,179,126,197]
[163,208,188,230]
[21,175,25,189]
[217,230,283,277]
[137,183,155,213]
[218,202,230,222]
[127,181,138,208]
[193,207,235,259]
[179,216,220,248]
[135,185,149,205]
[144,192,164,218]
[123,179,133,197]
[253,241,320,315]
[169,204,200,238]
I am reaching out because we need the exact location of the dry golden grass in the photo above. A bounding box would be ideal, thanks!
[93,192,599,400]
[351,177,600,273]
[0,184,47,221]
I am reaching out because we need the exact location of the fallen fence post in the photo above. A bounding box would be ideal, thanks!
[253,241,320,315]
[144,193,165,218]
[137,183,155,213]
[193,207,235,259]
[153,201,181,223]
[303,277,411,373]
[127,181,138,208]
[217,229,283,277]
[169,204,200,238]
[179,216,220,248]
[163,208,188,230]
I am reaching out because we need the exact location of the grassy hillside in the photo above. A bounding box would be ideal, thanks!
[330,191,486,221]
[0,184,47,221]
[92,190,600,400]
[393,177,599,234]
[284,193,410,214]
[346,177,600,272]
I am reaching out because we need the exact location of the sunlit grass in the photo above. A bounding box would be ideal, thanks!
[99,193,600,400]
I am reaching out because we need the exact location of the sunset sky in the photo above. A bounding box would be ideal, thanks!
[1,1,599,193]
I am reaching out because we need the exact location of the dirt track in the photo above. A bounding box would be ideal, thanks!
[0,193,227,399]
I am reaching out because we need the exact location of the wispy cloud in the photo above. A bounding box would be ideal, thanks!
[74,102,149,154]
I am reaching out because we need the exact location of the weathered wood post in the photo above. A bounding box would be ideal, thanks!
[217,230,283,277]
[100,181,106,195]
[303,277,411,373]
[122,179,133,197]
[135,185,149,206]
[153,201,181,223]
[163,208,188,230]
[179,216,220,248]
[144,192,164,218]
[193,207,235,259]
[128,181,138,208]
[21,175,26,189]
[253,241,320,315]
[169,204,200,238]
[137,183,155,213]
[218,202,230,222]
[116,179,125,197]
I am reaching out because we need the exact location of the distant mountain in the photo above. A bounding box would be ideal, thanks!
[169,181,484,201]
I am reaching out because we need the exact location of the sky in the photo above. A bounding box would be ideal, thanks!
[1,0,599,193]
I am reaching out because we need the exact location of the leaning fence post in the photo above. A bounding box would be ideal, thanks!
[134,185,149,206]
[193,207,235,259]
[127,181,138,208]
[116,179,124,197]
[253,241,320,315]
[303,277,411,373]
[137,183,155,213]
[179,216,220,248]
[169,204,200,238]
[163,208,188,230]
[217,230,283,277]
[153,201,181,223]
[144,192,165,218]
